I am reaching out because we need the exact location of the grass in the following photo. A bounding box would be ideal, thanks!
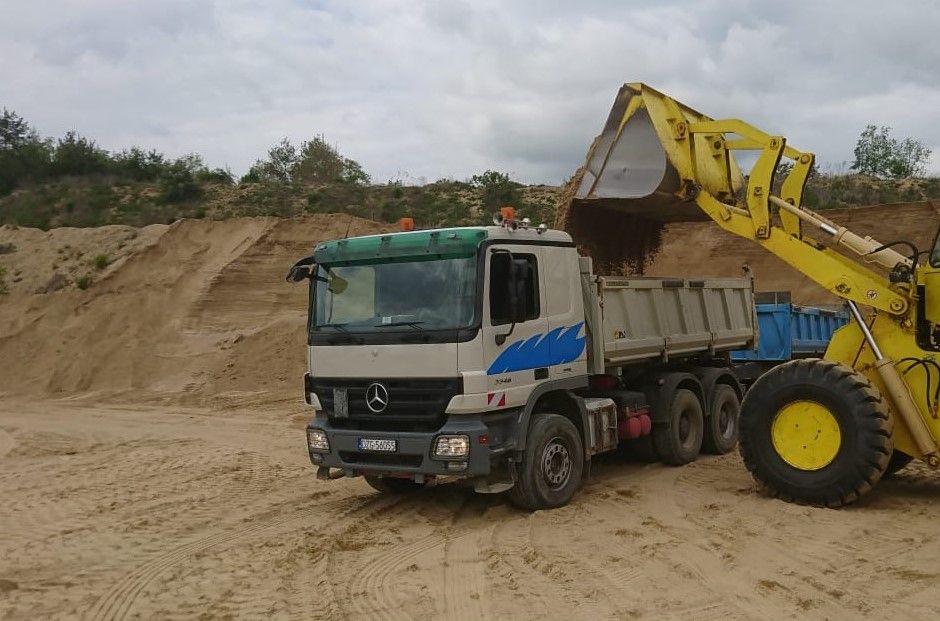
[76,275,91,290]
[0,265,7,294]
[93,254,110,270]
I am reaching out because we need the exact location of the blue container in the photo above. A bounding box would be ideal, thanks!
[732,303,849,362]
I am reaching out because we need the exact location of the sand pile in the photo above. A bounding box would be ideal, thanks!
[0,214,391,403]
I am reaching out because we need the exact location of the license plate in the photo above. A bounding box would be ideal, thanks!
[358,438,397,452]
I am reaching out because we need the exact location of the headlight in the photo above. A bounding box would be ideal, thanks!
[433,435,470,459]
[307,428,330,452]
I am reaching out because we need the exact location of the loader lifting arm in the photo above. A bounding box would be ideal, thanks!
[573,83,911,316]
[569,82,940,505]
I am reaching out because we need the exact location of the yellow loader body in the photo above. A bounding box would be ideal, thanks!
[567,82,940,505]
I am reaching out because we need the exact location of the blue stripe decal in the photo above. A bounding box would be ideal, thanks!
[486,322,586,375]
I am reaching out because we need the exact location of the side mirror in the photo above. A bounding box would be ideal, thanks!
[286,257,316,283]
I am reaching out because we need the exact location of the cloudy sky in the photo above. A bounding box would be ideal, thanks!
[3,0,939,184]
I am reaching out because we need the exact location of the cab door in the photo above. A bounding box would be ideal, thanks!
[481,245,549,409]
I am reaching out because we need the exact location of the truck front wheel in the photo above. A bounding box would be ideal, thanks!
[509,413,584,510]
[652,388,704,465]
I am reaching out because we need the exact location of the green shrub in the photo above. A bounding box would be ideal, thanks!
[0,265,7,294]
[93,254,110,270]
[76,274,91,290]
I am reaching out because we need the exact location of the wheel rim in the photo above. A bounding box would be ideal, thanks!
[771,400,841,471]
[541,436,572,490]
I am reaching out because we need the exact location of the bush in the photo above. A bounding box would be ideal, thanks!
[470,170,521,211]
[76,274,91,290]
[51,131,110,177]
[158,155,204,204]
[0,265,7,294]
[93,254,110,270]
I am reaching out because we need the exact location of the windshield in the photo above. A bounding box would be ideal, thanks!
[311,256,477,333]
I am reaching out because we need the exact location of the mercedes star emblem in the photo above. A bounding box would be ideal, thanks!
[365,382,389,413]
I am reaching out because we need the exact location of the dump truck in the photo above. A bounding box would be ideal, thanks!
[288,217,761,509]
[565,82,940,506]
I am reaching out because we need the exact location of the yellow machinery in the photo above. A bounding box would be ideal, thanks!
[568,82,940,506]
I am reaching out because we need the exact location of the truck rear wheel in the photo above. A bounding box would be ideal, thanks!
[364,476,426,495]
[652,389,704,466]
[739,359,893,507]
[702,384,740,455]
[509,413,584,510]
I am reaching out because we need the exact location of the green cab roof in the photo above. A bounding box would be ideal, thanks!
[313,227,488,265]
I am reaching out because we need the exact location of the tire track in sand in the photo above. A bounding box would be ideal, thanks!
[84,493,405,621]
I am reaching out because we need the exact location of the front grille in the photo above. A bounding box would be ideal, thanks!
[311,377,462,431]
[339,451,424,468]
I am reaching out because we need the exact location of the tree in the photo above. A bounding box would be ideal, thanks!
[243,135,371,186]
[294,135,371,185]
[110,147,167,181]
[0,109,53,194]
[469,170,521,211]
[851,125,931,179]
[51,131,109,177]
[158,154,206,203]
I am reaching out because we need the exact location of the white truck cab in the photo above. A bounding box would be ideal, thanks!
[289,218,756,509]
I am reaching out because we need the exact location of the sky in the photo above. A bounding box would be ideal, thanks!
[3,0,940,184]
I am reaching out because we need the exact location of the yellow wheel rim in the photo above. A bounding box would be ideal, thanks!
[771,400,841,471]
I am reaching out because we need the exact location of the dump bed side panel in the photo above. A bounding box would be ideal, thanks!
[731,302,849,362]
[597,276,755,370]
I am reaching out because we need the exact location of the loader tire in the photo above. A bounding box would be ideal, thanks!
[702,384,740,455]
[884,451,913,476]
[509,413,584,510]
[652,389,704,466]
[739,359,893,507]
[364,476,426,495]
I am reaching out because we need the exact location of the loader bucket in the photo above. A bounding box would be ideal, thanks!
[557,83,742,274]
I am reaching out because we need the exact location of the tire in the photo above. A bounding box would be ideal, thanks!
[364,475,426,495]
[652,388,704,466]
[509,413,584,510]
[702,384,740,455]
[739,359,893,507]
[885,451,913,476]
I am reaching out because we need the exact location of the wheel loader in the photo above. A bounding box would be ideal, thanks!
[565,82,940,507]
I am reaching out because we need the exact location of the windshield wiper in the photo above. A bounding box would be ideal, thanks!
[374,320,426,330]
[317,322,352,334]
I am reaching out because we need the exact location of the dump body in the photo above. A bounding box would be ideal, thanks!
[580,257,756,374]
[731,298,849,363]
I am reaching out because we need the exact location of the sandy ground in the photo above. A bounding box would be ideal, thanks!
[3,207,940,619]
[3,397,940,620]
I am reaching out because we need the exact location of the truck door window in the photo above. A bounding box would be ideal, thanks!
[490,252,540,325]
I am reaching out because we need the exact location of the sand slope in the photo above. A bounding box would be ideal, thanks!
[0,215,390,403]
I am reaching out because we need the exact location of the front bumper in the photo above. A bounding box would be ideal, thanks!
[306,411,517,478]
